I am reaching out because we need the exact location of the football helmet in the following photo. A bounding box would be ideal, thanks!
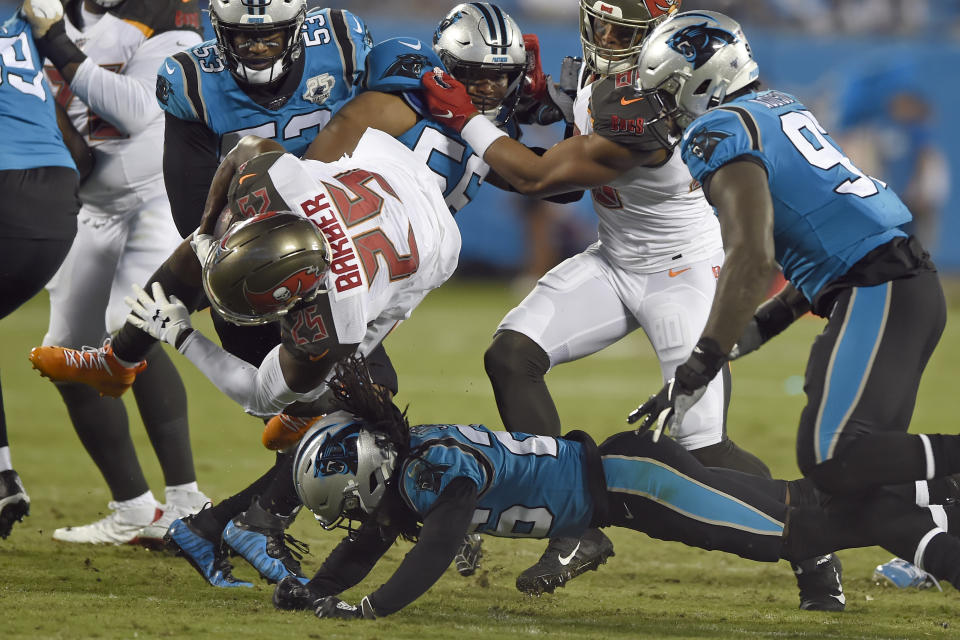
[580,0,681,76]
[635,10,759,132]
[433,2,527,125]
[209,0,307,86]
[293,413,398,529]
[202,210,331,326]
[91,0,125,7]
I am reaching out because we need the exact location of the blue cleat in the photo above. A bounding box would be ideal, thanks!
[873,558,942,591]
[222,499,309,585]
[165,517,252,588]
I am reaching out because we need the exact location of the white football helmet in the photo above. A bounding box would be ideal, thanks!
[209,0,307,86]
[293,412,398,529]
[635,10,760,131]
[433,2,527,125]
[580,0,681,76]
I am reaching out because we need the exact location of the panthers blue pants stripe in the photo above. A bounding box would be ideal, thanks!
[813,282,890,464]
[602,455,784,536]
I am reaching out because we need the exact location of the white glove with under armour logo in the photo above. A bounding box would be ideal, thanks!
[125,282,192,348]
[22,0,64,38]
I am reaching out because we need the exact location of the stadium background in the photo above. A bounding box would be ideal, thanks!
[201,0,960,275]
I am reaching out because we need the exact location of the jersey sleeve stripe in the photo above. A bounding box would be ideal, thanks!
[327,9,357,88]
[173,50,207,123]
[717,105,763,152]
[122,18,154,39]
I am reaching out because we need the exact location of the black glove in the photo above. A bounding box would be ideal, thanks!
[315,596,376,620]
[729,293,806,360]
[627,338,726,441]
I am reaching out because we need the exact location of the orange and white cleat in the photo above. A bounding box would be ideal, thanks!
[28,339,147,398]
[262,413,323,451]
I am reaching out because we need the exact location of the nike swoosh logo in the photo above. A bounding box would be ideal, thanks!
[237,173,257,185]
[398,40,422,50]
[558,541,581,566]
[353,16,363,34]
[434,110,454,119]
[165,62,175,74]
[668,267,691,277]
[620,96,644,106]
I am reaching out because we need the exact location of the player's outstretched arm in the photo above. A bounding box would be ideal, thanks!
[303,91,418,163]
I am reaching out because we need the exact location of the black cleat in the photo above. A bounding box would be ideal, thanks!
[794,553,845,612]
[0,469,30,539]
[454,533,483,577]
[273,575,324,611]
[516,528,615,595]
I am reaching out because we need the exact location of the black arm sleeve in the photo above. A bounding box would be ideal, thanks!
[163,112,219,237]
[366,477,478,617]
[307,521,399,597]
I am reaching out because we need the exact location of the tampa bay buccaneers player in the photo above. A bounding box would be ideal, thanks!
[418,0,846,613]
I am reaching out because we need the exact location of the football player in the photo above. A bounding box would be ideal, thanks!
[270,355,960,620]
[0,0,88,540]
[418,0,827,603]
[19,0,208,546]
[629,9,960,599]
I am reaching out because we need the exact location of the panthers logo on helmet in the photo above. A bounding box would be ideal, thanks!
[688,129,730,161]
[313,426,360,477]
[382,53,432,80]
[242,264,324,312]
[433,10,462,44]
[667,22,738,70]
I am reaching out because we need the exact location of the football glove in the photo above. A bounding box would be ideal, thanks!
[190,233,215,268]
[314,596,376,620]
[22,0,63,38]
[420,67,478,133]
[125,282,193,349]
[627,338,726,441]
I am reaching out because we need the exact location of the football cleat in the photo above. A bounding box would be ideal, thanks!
[872,558,942,591]
[29,339,147,398]
[53,500,162,545]
[222,499,309,584]
[262,414,322,451]
[165,516,252,588]
[273,574,324,611]
[137,489,211,549]
[0,469,30,539]
[454,533,483,577]
[794,553,846,611]
[516,528,615,595]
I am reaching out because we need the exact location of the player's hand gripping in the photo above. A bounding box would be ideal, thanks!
[314,596,374,620]
[21,0,64,38]
[420,67,478,132]
[627,338,727,442]
[522,33,548,101]
[125,283,193,348]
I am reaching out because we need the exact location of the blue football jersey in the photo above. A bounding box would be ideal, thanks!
[0,8,74,172]
[399,424,594,539]
[363,37,519,215]
[681,90,911,301]
[156,7,370,158]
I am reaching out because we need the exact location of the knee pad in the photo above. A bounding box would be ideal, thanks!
[484,330,550,383]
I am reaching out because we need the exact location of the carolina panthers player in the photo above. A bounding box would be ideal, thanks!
[0,0,88,540]
[629,9,960,601]
[419,0,823,602]
[271,356,960,620]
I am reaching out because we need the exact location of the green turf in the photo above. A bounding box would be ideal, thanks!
[2,279,958,639]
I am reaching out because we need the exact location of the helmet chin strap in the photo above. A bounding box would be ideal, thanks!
[235,58,288,86]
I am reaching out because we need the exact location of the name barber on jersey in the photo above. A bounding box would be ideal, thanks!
[300,189,363,296]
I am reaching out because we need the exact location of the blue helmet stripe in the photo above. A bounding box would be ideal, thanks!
[470,2,502,55]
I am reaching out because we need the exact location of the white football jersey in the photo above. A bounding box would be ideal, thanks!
[264,128,462,351]
[48,9,201,212]
[573,81,722,272]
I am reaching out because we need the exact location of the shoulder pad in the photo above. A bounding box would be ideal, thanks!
[589,76,669,153]
[113,0,203,38]
[363,38,444,94]
[155,49,210,123]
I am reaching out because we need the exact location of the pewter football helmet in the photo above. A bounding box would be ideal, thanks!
[580,0,681,76]
[202,210,330,326]
[293,413,398,529]
[433,2,527,125]
[209,0,307,86]
[635,10,759,130]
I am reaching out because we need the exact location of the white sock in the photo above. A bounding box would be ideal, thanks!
[114,490,157,510]
[0,446,12,472]
[165,482,200,501]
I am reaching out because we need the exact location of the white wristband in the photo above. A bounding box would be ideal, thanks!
[460,115,508,158]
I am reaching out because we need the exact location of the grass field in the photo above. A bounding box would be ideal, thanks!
[2,278,959,639]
